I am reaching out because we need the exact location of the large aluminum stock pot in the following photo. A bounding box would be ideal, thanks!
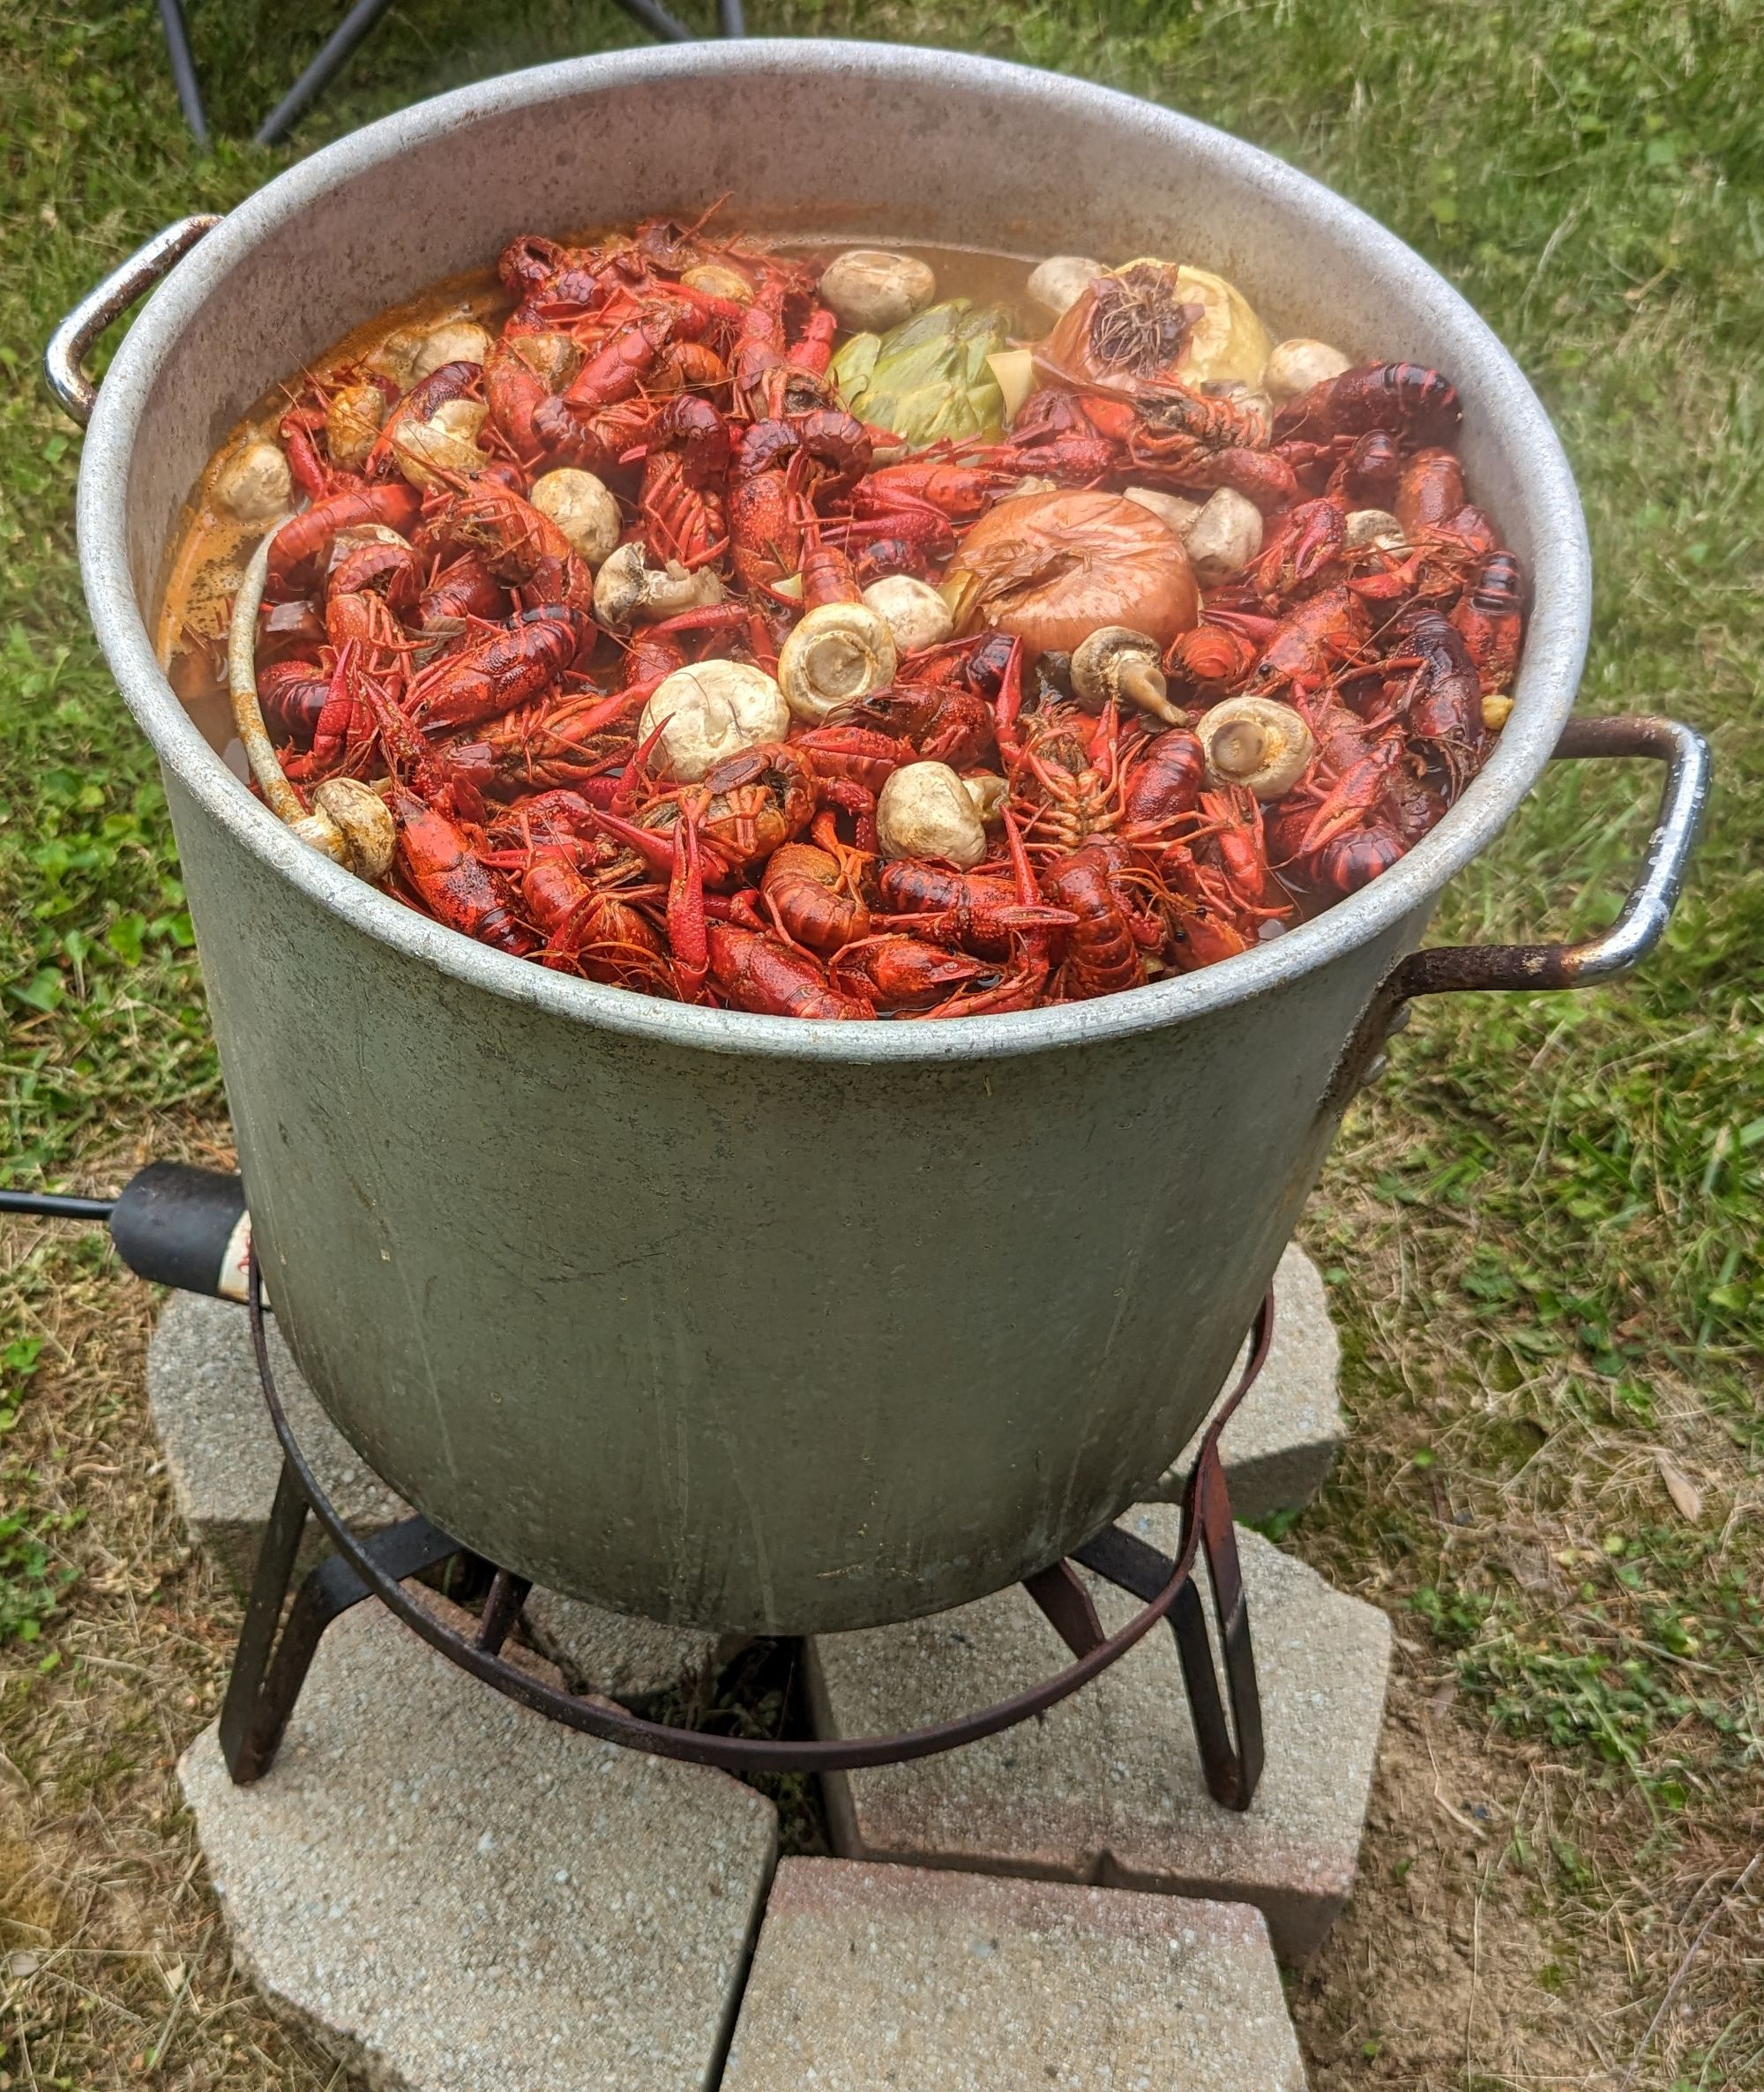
[56,44,1707,1634]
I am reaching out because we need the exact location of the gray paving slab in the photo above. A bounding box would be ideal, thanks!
[810,1513,1390,1965]
[1151,1243,1343,1521]
[147,1292,741,1705]
[721,1857,1307,2091]
[147,1290,408,1588]
[180,1599,777,2092]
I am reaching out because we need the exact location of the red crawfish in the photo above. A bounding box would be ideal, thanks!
[1250,587,1374,698]
[417,552,511,642]
[517,848,670,988]
[1042,841,1158,1001]
[364,361,482,478]
[635,395,732,570]
[1394,448,1467,538]
[258,660,332,751]
[282,643,381,782]
[875,860,1075,964]
[760,841,871,956]
[706,923,873,1019]
[407,605,590,731]
[423,482,594,612]
[828,935,990,1010]
[1387,606,1487,787]
[1274,362,1461,445]
[265,483,422,595]
[1450,549,1525,695]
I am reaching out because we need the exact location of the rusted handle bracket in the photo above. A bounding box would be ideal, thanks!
[1394,714,1710,998]
[44,214,221,428]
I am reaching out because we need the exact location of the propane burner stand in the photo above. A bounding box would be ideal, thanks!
[220,1251,1267,1804]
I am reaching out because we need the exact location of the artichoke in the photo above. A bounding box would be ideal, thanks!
[833,298,1012,448]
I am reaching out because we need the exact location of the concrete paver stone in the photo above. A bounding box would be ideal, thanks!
[810,1513,1390,1965]
[180,1600,777,2092]
[1152,1243,1343,1520]
[721,1857,1307,2091]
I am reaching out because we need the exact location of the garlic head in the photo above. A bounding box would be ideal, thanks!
[410,320,493,379]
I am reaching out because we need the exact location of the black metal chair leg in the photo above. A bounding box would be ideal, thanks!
[254,0,402,146]
[219,1453,463,1784]
[155,0,209,143]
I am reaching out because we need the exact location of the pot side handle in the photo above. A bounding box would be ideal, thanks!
[44,214,222,429]
[1394,714,1711,999]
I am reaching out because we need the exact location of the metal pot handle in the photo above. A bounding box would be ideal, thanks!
[1394,714,1711,999]
[44,214,222,428]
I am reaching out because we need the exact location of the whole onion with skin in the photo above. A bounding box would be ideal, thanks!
[949,491,1200,656]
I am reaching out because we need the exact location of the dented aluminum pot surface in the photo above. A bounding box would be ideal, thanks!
[73,45,1603,1634]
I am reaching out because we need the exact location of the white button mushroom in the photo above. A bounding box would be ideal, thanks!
[818,250,938,333]
[530,469,622,569]
[1027,255,1107,320]
[1197,696,1316,800]
[877,761,990,869]
[409,320,493,378]
[681,262,755,307]
[1263,338,1352,403]
[861,574,954,657]
[1181,487,1264,585]
[212,440,292,523]
[593,541,726,628]
[777,602,898,725]
[639,661,790,784]
[1069,627,1186,726]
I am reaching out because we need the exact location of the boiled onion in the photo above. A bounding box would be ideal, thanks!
[948,490,1200,656]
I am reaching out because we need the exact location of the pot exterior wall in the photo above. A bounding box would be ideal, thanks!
[171,769,1416,1632]
[82,47,1588,1635]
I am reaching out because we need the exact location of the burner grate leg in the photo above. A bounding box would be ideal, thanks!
[219,1454,461,1784]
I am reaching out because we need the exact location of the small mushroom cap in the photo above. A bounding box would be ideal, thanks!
[1027,255,1107,320]
[877,761,989,869]
[1069,625,1185,726]
[1182,487,1264,585]
[325,383,389,473]
[818,250,937,333]
[530,468,622,568]
[639,661,790,784]
[861,574,955,656]
[1263,337,1353,403]
[778,602,898,725]
[409,320,493,379]
[213,440,292,523]
[391,399,489,489]
[310,778,396,882]
[1197,696,1316,800]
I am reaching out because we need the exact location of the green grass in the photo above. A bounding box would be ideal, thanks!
[0,1,1760,2080]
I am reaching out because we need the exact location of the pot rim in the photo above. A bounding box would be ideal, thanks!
[78,38,1590,1066]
